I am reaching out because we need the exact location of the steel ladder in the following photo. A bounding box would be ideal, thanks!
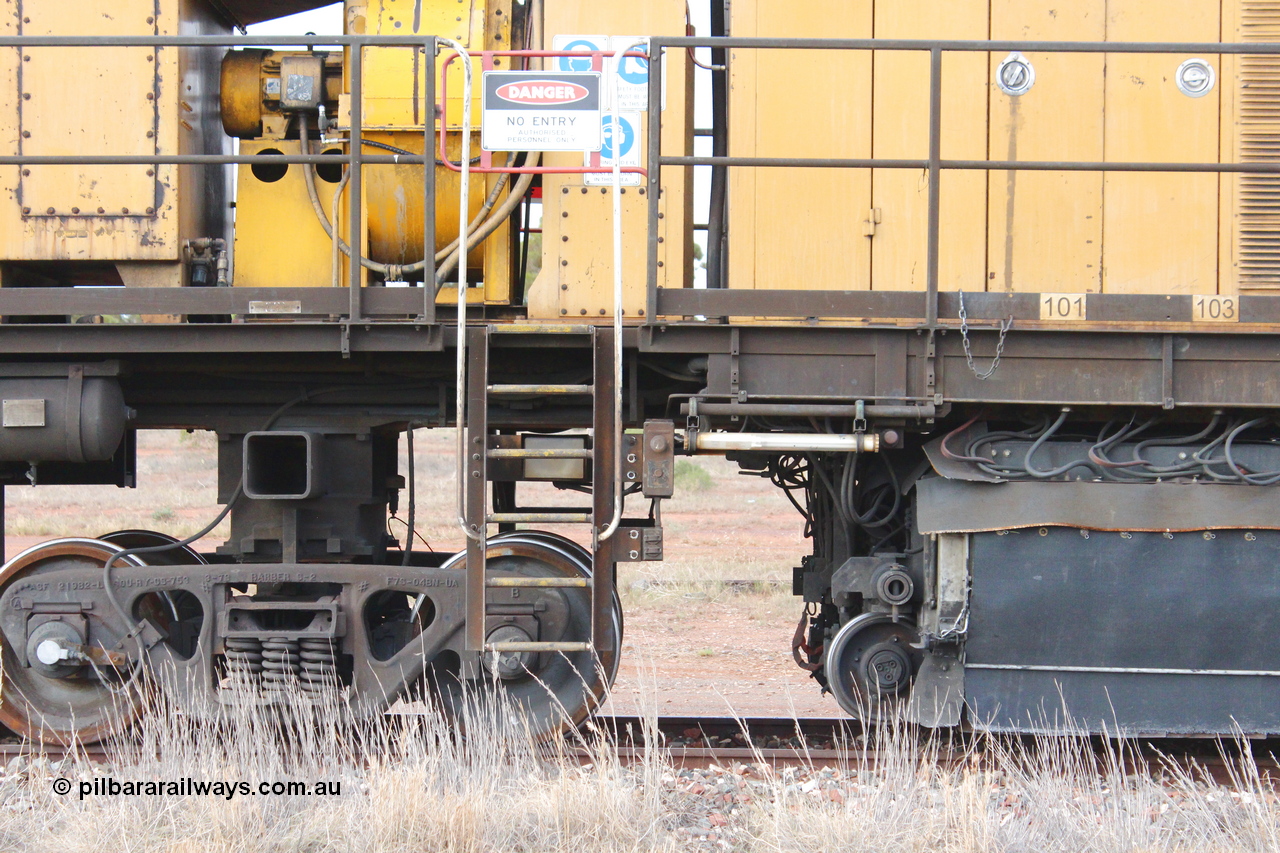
[459,323,620,657]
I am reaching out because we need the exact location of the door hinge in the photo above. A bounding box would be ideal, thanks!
[863,208,883,237]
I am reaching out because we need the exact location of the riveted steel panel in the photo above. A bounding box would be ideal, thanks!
[18,0,159,218]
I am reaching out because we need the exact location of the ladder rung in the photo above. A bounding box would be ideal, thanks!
[488,448,593,459]
[485,642,593,653]
[486,577,591,588]
[489,324,593,335]
[487,512,593,524]
[487,384,593,395]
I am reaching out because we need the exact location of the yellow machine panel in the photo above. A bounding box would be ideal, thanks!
[525,0,694,320]
[357,0,504,129]
[10,0,1275,306]
[1103,0,1220,296]
[728,0,873,292]
[228,0,515,299]
[719,0,1254,299]
[234,139,344,289]
[871,0,989,292]
[987,0,1106,294]
[0,0,230,280]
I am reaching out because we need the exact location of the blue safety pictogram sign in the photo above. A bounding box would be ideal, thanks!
[553,34,660,111]
[600,114,636,161]
[557,37,603,73]
[585,111,642,186]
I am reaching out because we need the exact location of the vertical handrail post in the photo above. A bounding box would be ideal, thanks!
[600,40,649,544]
[349,36,364,319]
[423,36,437,323]
[439,39,476,541]
[925,45,943,329]
[591,327,618,652]
[645,41,664,324]
[464,327,489,651]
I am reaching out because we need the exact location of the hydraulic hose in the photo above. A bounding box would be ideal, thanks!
[435,156,541,283]
[299,119,524,279]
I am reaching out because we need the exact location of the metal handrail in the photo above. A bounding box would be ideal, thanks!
[641,36,1280,327]
[597,39,650,545]
[9,33,1280,329]
[442,40,478,545]
[1,31,444,323]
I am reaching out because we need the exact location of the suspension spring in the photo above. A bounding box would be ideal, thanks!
[298,637,338,693]
[224,637,264,687]
[261,638,300,690]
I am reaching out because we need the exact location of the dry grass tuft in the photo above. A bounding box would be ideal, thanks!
[0,682,1277,852]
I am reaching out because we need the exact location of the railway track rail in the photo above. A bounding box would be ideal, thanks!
[2,716,1272,783]
[592,717,1280,779]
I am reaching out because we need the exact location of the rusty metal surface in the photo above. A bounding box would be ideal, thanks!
[916,478,1280,534]
[654,289,1280,328]
[922,427,1006,484]
[464,327,489,653]
[5,320,1280,413]
[592,327,618,654]
[0,286,438,317]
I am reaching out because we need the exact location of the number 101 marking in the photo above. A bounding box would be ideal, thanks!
[1193,295,1238,322]
[1040,293,1087,321]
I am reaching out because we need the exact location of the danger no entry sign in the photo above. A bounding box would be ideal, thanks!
[481,71,602,152]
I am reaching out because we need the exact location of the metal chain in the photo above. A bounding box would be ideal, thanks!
[958,291,1013,381]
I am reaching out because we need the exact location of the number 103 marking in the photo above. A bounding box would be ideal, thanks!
[1040,293,1087,321]
[1192,295,1238,322]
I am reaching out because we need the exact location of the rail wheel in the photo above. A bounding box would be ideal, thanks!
[489,530,624,648]
[98,528,207,567]
[433,531,622,740]
[97,529,206,661]
[825,613,924,724]
[0,539,147,744]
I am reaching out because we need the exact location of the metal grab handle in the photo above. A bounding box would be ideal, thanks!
[598,39,650,544]
[440,39,480,542]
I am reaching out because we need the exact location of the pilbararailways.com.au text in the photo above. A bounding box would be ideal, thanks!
[54,777,341,801]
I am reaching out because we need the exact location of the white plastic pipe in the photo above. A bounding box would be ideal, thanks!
[440,39,479,541]
[598,39,649,544]
[691,432,882,454]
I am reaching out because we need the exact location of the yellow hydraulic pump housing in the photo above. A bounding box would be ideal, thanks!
[220,0,692,319]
